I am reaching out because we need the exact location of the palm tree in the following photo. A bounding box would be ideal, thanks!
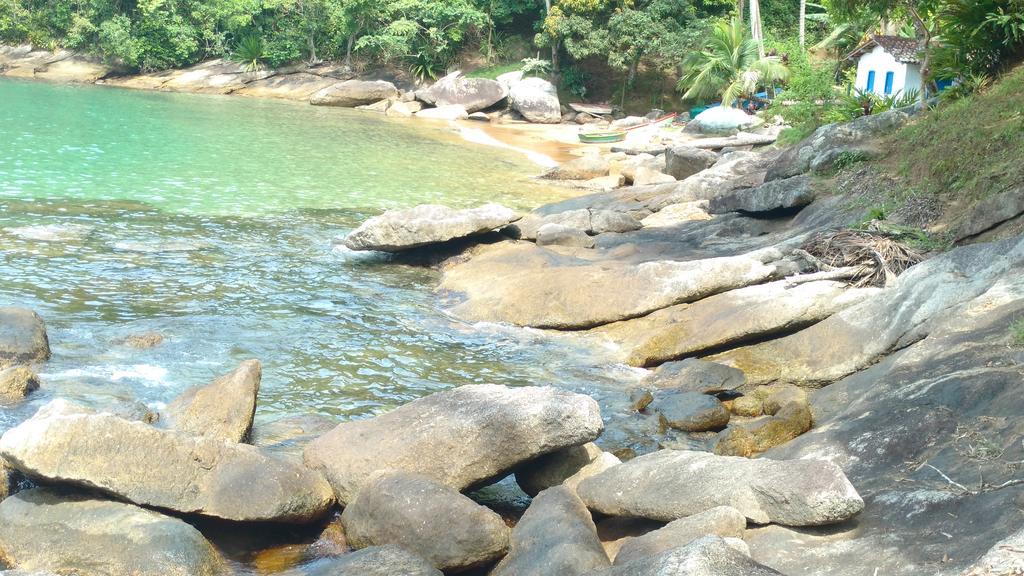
[677,18,790,107]
[800,0,807,46]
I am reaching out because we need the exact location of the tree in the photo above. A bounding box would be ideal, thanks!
[799,0,806,46]
[677,18,789,105]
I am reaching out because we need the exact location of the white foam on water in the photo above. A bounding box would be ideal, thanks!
[43,364,170,388]
[458,126,558,168]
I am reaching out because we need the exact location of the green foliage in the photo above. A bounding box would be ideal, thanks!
[1011,318,1024,347]
[466,62,520,79]
[560,65,589,98]
[520,57,551,77]
[678,18,790,105]
[767,40,839,138]
[833,149,870,171]
[231,34,266,72]
[931,0,1024,79]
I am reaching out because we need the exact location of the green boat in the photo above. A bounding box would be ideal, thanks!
[578,130,627,144]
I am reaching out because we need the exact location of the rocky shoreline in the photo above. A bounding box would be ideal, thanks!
[2,46,1024,576]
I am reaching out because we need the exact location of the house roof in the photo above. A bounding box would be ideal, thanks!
[846,35,921,64]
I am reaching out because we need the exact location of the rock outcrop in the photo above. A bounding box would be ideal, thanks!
[709,175,816,215]
[304,384,603,504]
[508,77,561,124]
[341,472,509,571]
[613,506,747,566]
[593,536,782,576]
[164,359,260,442]
[310,80,399,107]
[578,449,864,526]
[0,308,49,369]
[343,203,518,252]
[0,402,334,523]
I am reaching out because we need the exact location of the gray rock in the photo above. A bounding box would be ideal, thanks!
[496,71,524,91]
[343,203,519,252]
[515,443,616,496]
[961,527,1024,575]
[543,156,611,180]
[341,472,509,571]
[653,391,730,432]
[614,506,747,566]
[0,402,334,523]
[304,384,603,505]
[709,176,816,215]
[632,167,676,186]
[310,79,399,107]
[292,545,442,576]
[386,100,423,117]
[0,488,223,576]
[492,486,610,576]
[644,359,747,394]
[593,536,782,576]
[509,77,561,124]
[955,188,1024,241]
[577,449,864,526]
[665,147,718,180]
[0,366,39,400]
[0,308,49,369]
[164,359,260,442]
[422,73,506,113]
[685,107,762,135]
[536,223,595,248]
[415,104,470,120]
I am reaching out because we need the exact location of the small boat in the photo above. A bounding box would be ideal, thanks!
[578,131,627,144]
[624,112,678,131]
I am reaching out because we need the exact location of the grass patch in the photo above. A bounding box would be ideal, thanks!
[1012,318,1024,347]
[777,125,814,147]
[465,63,522,80]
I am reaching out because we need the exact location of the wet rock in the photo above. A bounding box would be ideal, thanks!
[613,506,747,566]
[441,243,787,329]
[709,175,816,215]
[304,384,603,505]
[515,442,620,496]
[594,536,782,576]
[385,100,423,117]
[119,331,165,349]
[340,472,509,571]
[653,391,730,432]
[5,223,93,242]
[356,98,391,113]
[640,201,712,227]
[310,79,399,107]
[543,156,610,180]
[343,203,518,252]
[415,104,470,120]
[643,359,746,394]
[112,239,206,253]
[164,359,261,442]
[0,402,334,523]
[0,308,49,370]
[0,366,39,400]
[0,488,223,576]
[509,77,561,124]
[492,486,610,576]
[715,401,813,457]
[577,449,864,526]
[294,545,442,576]
[629,388,654,411]
[420,73,506,113]
[685,107,763,135]
[665,147,718,180]
[582,174,626,191]
[251,413,338,456]
[536,223,595,248]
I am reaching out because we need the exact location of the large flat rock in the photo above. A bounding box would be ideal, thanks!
[708,175,816,215]
[591,536,783,576]
[0,308,49,369]
[0,402,334,523]
[343,203,519,252]
[0,488,223,576]
[613,506,747,566]
[304,384,603,504]
[310,79,399,107]
[441,242,789,329]
[577,449,864,526]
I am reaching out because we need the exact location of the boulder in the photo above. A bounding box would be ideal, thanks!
[356,99,391,113]
[685,107,762,135]
[0,457,27,501]
[653,391,730,432]
[577,449,864,526]
[415,104,470,121]
[640,201,712,227]
[655,151,773,206]
[665,147,718,180]
[632,167,676,186]
[0,366,39,400]
[386,100,423,118]
[496,70,524,91]
[0,488,223,576]
[340,472,509,571]
[491,486,610,576]
[515,442,619,496]
[613,506,747,566]
[304,384,603,505]
[643,359,746,394]
[536,223,595,248]
[543,156,611,181]
[164,359,260,442]
[0,402,334,523]
[422,73,506,113]
[509,77,561,124]
[310,80,399,107]
[120,331,164,348]
[601,536,781,576]
[715,400,813,457]
[343,203,519,252]
[955,188,1024,241]
[709,176,816,215]
[295,545,442,576]
[0,308,49,369]
[618,154,665,183]
[582,174,626,190]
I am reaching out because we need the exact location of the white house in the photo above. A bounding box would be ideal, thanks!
[847,35,922,97]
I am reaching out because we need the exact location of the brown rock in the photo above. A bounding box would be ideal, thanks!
[164,359,261,442]
[0,366,39,400]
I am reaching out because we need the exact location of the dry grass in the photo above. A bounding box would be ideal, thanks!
[801,229,925,287]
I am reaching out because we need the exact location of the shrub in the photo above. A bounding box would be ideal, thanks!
[1011,318,1024,347]
[520,57,552,77]
[231,34,266,73]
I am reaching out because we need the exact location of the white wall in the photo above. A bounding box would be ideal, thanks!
[855,45,918,97]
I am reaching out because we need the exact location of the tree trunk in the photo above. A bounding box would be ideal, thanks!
[907,4,931,106]
[750,0,765,58]
[345,35,355,66]
[738,0,745,23]
[799,0,806,47]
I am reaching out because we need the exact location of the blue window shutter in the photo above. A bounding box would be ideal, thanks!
[884,72,894,95]
[866,70,876,92]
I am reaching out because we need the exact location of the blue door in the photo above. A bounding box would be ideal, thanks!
[866,70,876,93]
[884,71,895,95]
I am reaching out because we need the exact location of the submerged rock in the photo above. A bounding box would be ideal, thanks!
[310,79,399,107]
[343,203,518,252]
[341,472,509,571]
[595,536,782,576]
[164,359,261,442]
[509,77,561,124]
[0,402,334,523]
[577,449,864,526]
[0,366,40,400]
[304,384,603,504]
[294,545,442,576]
[613,506,747,566]
[5,223,93,242]
[0,488,223,576]
[0,308,49,370]
[543,156,611,181]
[492,486,610,576]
